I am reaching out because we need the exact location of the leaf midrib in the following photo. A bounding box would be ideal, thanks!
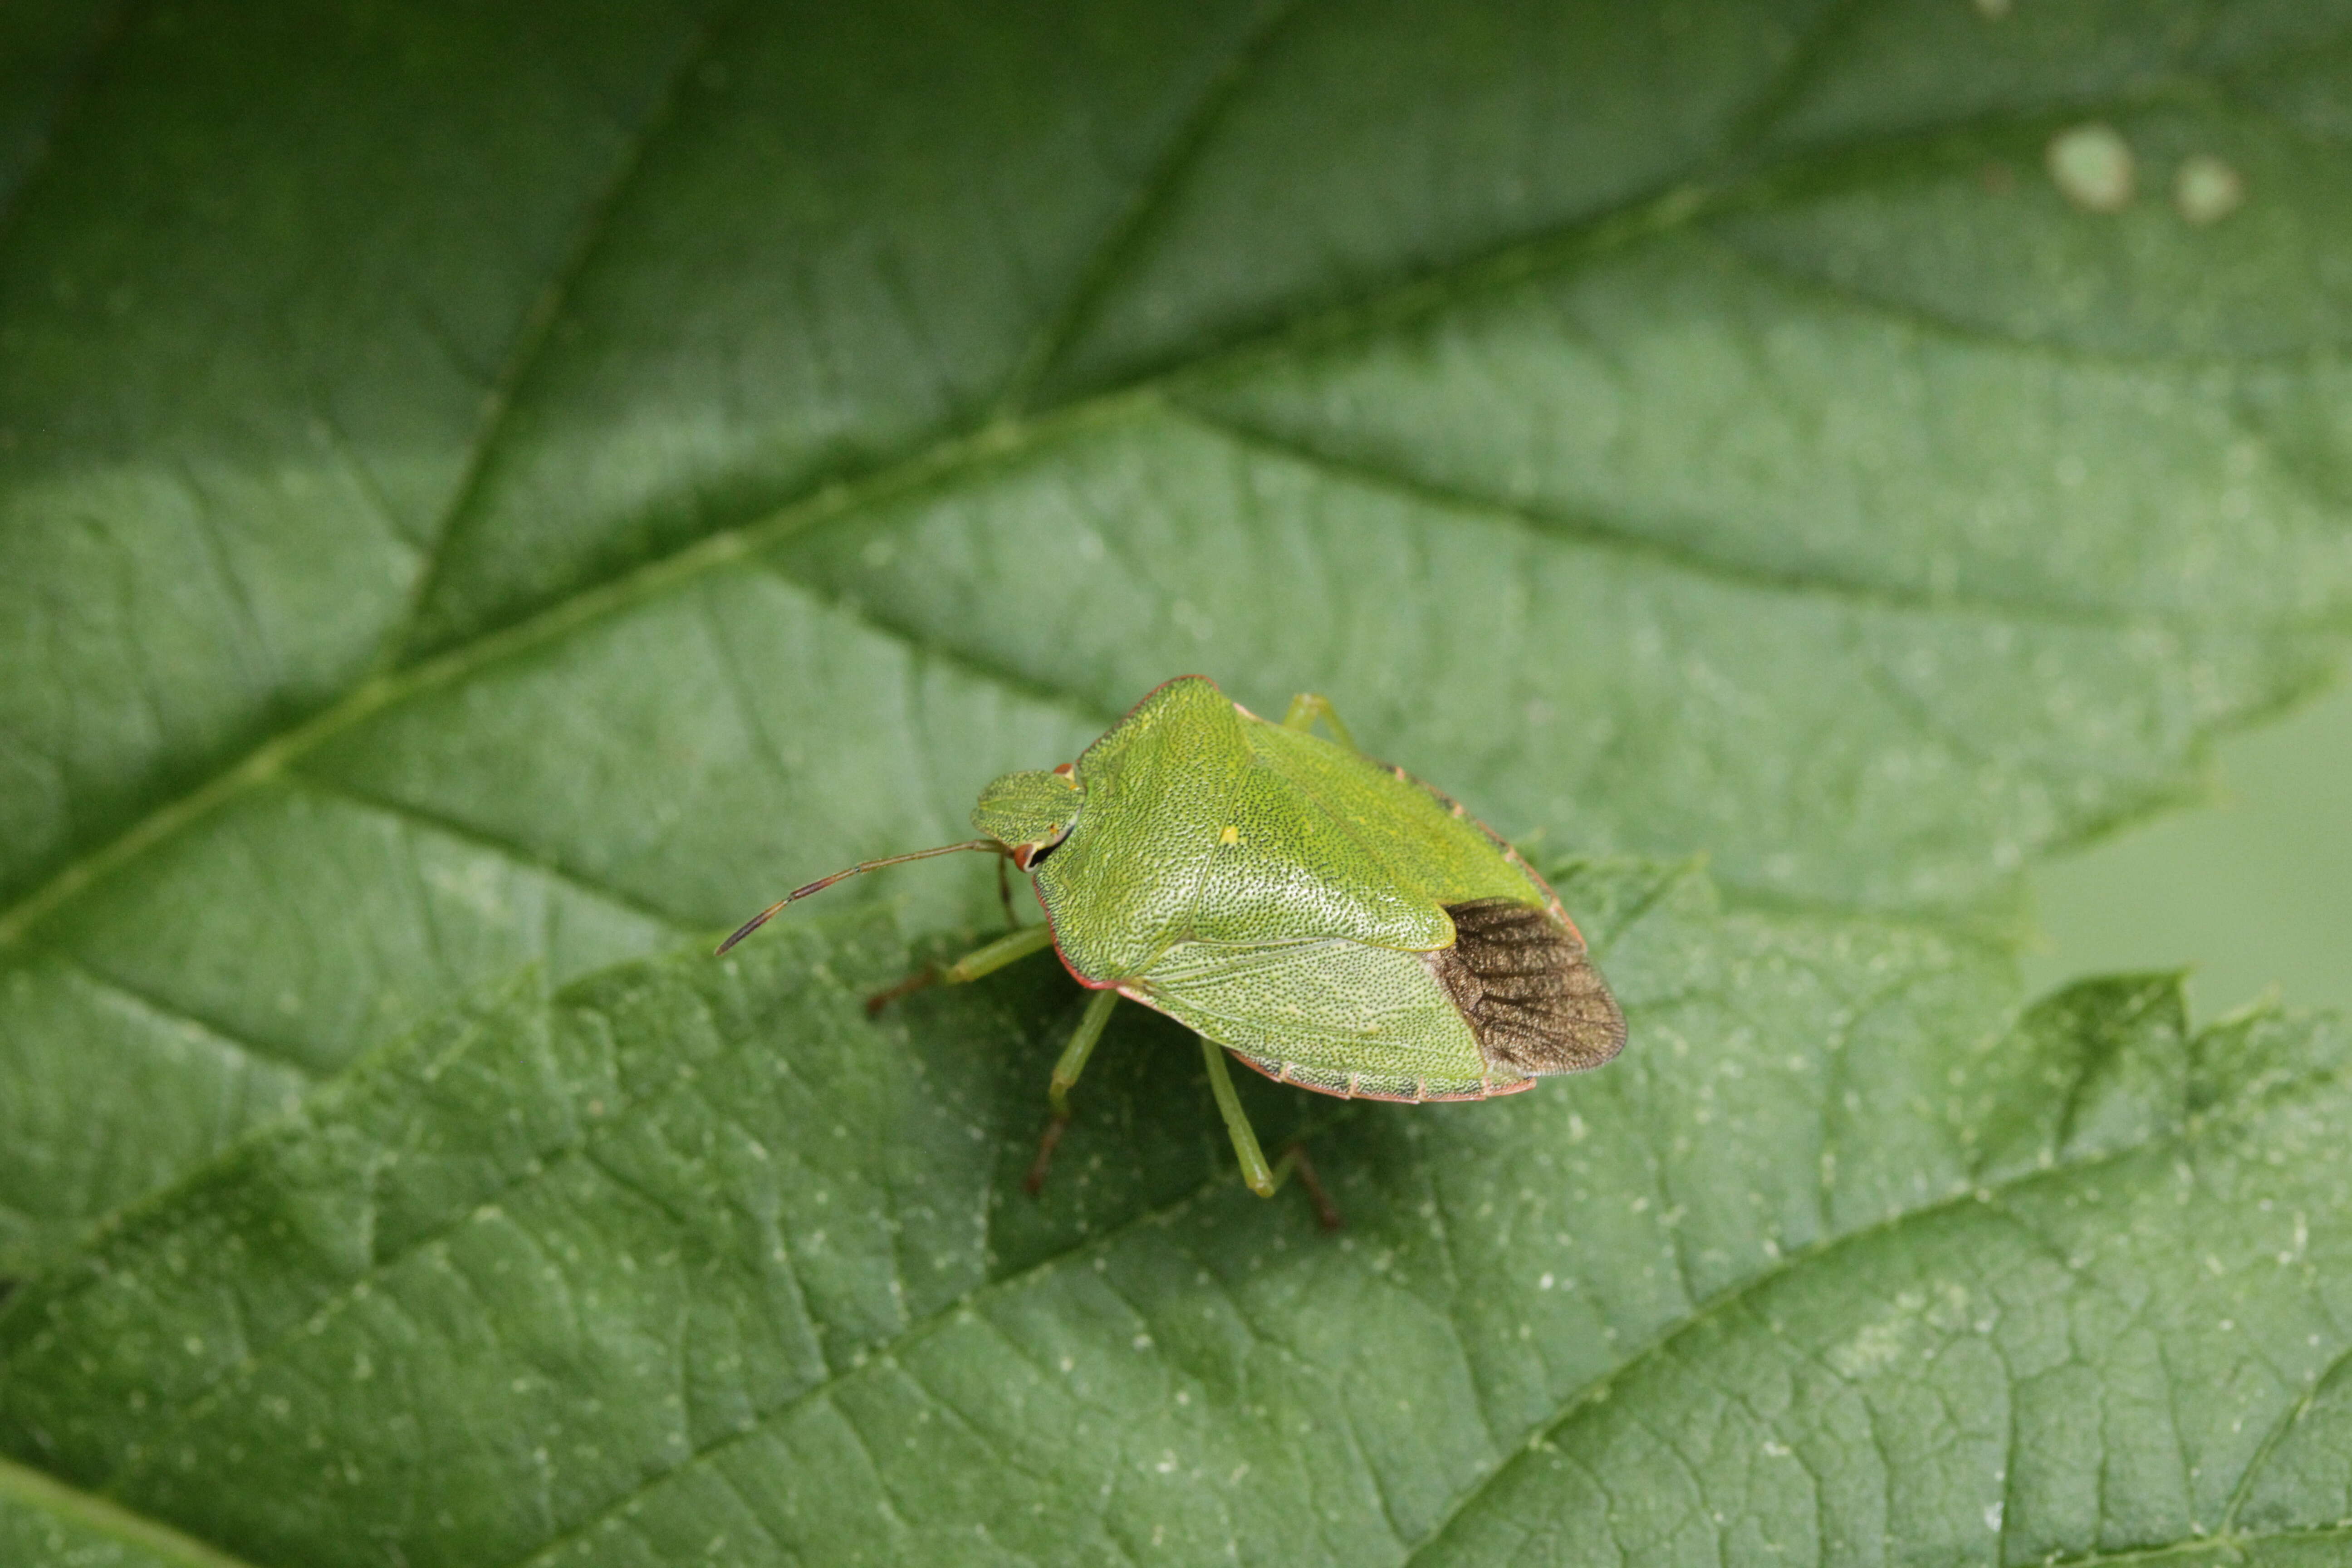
[5,56,2339,960]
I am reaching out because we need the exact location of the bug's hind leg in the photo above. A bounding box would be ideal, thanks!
[1024,988,1119,1196]
[865,919,1054,1016]
[1199,1037,1342,1230]
[1280,692,1357,753]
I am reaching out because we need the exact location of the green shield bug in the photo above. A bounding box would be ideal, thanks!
[719,676,1625,1227]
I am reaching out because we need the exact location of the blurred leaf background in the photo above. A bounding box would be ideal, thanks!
[5,2,2352,1565]
[2026,674,2352,1016]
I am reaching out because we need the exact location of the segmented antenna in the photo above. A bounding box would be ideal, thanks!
[715,840,1001,956]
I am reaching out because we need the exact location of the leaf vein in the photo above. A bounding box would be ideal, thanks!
[1394,1102,2305,1565]
[499,1171,1244,1568]
[385,7,740,667]
[993,0,1316,413]
[40,946,318,1080]
[290,772,697,935]
[1175,405,2234,632]
[0,1451,266,1568]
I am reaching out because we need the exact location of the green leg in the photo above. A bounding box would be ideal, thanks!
[1199,1037,1342,1229]
[1046,988,1118,1120]
[865,919,1055,1015]
[1023,987,1119,1195]
[943,920,1055,983]
[995,853,1019,931]
[1281,691,1357,752]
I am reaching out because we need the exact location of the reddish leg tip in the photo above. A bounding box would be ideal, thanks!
[1024,1117,1068,1197]
[1284,1143,1343,1232]
[864,968,937,1017]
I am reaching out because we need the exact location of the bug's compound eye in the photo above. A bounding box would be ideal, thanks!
[971,768,1083,862]
[1011,827,1073,871]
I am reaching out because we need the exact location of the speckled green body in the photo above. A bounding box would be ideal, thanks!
[1031,676,1567,1100]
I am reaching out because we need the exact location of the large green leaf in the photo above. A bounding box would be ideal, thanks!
[5,0,2347,1271]
[8,863,2352,1567]
[5,1,2352,1562]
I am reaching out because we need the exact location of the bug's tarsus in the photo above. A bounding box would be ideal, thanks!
[1275,1142,1343,1232]
[1023,988,1119,1194]
[1023,1116,1068,1196]
[1279,690,1358,752]
[864,968,939,1016]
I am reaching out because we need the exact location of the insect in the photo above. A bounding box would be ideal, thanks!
[718,676,1625,1227]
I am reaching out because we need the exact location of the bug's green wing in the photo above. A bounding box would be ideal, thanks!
[1133,937,1500,1100]
[1136,699,1622,1097]
[1238,715,1552,914]
[1037,677,1453,981]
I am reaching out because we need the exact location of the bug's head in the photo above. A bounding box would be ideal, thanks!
[716,765,1083,958]
[970,765,1083,869]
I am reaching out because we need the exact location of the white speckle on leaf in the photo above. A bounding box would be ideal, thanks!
[2047,123,2134,213]
[2173,153,2245,225]
[1828,1313,1910,1377]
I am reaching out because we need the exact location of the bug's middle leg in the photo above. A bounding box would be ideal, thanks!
[1199,1037,1342,1230]
[1281,692,1357,752]
[995,853,1019,931]
[1024,988,1119,1196]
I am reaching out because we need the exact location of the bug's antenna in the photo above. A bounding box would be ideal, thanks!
[715,840,1002,956]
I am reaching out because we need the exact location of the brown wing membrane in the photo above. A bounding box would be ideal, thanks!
[1422,898,1625,1075]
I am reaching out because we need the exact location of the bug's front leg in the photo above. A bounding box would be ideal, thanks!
[1198,1037,1342,1230]
[864,919,1055,1015]
[1281,692,1357,752]
[1023,988,1119,1196]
